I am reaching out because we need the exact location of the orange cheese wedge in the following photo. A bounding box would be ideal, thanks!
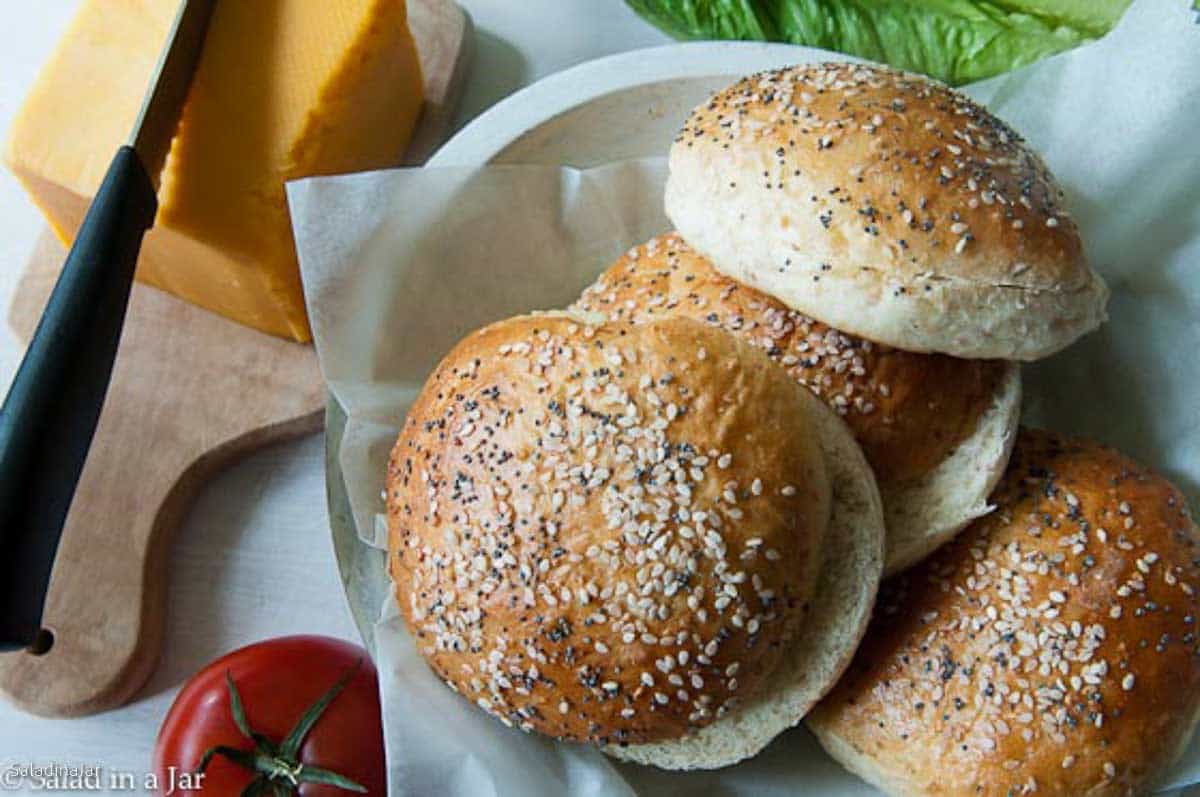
[6,0,425,342]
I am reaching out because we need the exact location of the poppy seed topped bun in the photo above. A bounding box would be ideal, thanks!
[807,429,1200,796]
[573,234,1019,575]
[387,313,884,767]
[666,63,1108,361]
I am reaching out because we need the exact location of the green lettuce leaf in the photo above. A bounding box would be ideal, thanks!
[625,0,779,40]
[624,0,1133,84]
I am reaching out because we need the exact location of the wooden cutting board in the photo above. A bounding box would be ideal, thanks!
[0,0,472,718]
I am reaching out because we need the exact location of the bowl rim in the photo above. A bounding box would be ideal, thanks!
[428,40,837,168]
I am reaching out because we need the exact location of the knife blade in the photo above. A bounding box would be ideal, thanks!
[0,0,218,653]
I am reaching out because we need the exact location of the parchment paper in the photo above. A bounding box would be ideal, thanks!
[288,1,1200,793]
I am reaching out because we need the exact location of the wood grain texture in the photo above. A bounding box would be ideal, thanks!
[0,0,470,717]
[1,232,325,717]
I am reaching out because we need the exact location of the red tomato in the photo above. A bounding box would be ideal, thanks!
[153,635,386,796]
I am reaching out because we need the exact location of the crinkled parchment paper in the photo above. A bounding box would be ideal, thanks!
[288,2,1200,793]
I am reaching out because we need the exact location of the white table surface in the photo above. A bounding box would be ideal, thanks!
[0,1,669,787]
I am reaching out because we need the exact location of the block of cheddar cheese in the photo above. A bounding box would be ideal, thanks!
[6,0,424,341]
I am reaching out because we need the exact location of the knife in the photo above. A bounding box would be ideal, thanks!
[0,0,218,652]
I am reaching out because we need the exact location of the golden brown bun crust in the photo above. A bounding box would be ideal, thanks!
[666,63,1108,359]
[388,314,832,745]
[808,429,1200,796]
[572,233,1005,484]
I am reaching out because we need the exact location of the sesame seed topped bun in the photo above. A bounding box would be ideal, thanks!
[387,313,884,766]
[573,234,1019,575]
[666,63,1109,361]
[807,429,1200,796]
[610,375,884,768]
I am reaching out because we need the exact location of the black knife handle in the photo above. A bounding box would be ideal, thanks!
[0,145,157,651]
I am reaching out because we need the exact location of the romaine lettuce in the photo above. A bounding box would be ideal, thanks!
[624,0,1134,84]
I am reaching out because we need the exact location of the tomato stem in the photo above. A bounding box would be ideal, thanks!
[195,661,369,795]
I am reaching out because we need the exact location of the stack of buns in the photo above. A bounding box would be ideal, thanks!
[572,233,1019,576]
[387,62,1198,793]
